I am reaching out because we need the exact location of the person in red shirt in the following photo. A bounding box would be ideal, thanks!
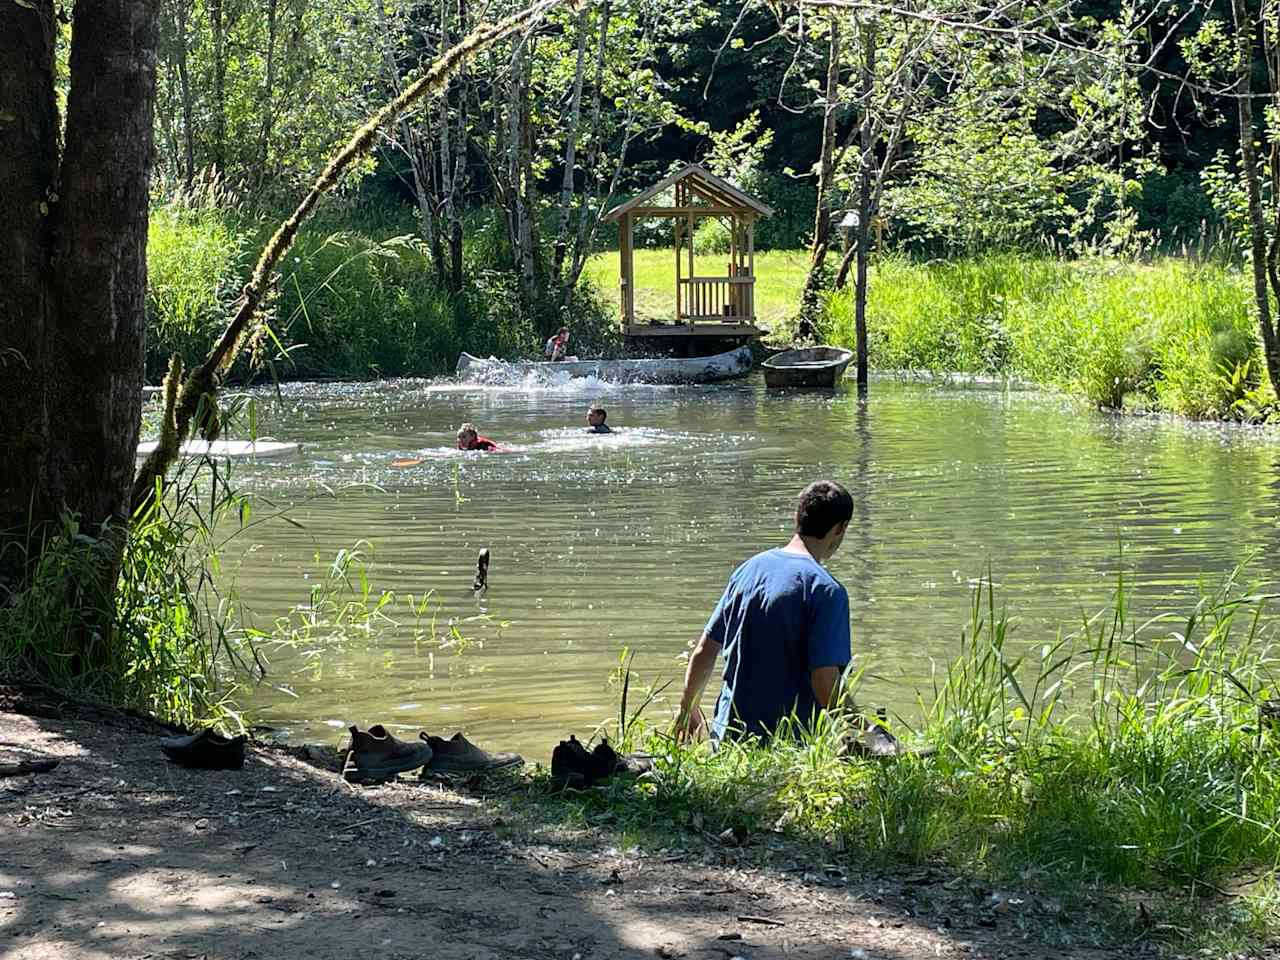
[456,423,499,451]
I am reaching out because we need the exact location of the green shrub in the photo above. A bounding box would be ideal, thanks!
[822,252,1257,418]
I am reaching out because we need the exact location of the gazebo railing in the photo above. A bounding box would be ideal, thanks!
[678,276,754,322]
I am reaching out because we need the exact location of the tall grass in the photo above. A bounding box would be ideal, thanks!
[0,451,256,726]
[146,198,617,383]
[823,253,1272,420]
[516,563,1280,947]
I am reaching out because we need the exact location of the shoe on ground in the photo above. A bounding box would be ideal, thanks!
[160,728,247,771]
[844,719,937,760]
[420,732,522,773]
[591,739,654,779]
[343,724,434,783]
[551,734,596,788]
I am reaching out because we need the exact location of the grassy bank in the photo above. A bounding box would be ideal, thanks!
[824,253,1270,420]
[583,247,1267,420]
[150,203,1269,421]
[509,567,1280,951]
[146,200,615,382]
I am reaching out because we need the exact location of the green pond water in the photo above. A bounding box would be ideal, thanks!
[212,373,1280,759]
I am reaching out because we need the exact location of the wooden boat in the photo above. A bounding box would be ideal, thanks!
[135,439,301,461]
[455,345,754,385]
[762,347,854,389]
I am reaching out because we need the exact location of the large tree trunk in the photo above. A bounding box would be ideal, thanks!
[0,0,59,590]
[565,0,614,295]
[797,15,841,341]
[0,0,155,604]
[440,0,469,295]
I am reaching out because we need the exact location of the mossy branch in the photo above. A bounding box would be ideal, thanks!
[131,0,569,514]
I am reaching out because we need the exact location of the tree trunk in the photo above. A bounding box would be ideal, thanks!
[853,18,875,390]
[256,0,281,184]
[0,0,156,607]
[551,7,588,300]
[447,63,467,294]
[0,0,59,589]
[797,15,841,341]
[210,0,227,171]
[440,0,468,294]
[1231,0,1280,393]
[504,39,537,307]
[173,0,195,188]
[566,0,613,295]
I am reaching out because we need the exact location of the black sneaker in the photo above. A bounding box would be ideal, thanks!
[160,728,247,770]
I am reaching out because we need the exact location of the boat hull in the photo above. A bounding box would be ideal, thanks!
[456,345,754,385]
[135,439,301,460]
[762,347,854,389]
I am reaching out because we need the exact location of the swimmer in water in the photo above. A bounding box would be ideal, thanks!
[457,423,499,451]
[586,406,612,434]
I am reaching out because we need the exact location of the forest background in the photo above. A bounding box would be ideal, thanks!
[142,0,1280,421]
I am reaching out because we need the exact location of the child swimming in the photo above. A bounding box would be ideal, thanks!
[456,423,500,451]
[586,406,612,434]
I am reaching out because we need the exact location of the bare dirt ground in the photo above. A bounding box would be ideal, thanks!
[0,690,1189,960]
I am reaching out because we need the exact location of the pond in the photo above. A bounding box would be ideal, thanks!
[213,373,1280,759]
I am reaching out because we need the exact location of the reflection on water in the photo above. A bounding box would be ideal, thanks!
[216,375,1280,758]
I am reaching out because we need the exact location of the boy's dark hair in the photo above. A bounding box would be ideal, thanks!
[589,406,607,420]
[795,480,853,537]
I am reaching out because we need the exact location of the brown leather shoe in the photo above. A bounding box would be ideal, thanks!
[343,724,434,783]
[420,732,522,773]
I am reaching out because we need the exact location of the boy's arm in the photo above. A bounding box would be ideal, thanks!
[810,665,842,708]
[675,633,719,741]
[808,583,852,710]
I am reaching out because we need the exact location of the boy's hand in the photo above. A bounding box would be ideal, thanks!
[674,704,706,743]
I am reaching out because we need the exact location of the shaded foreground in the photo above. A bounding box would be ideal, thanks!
[1,691,1142,960]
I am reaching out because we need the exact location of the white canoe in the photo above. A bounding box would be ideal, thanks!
[455,345,754,385]
[135,439,301,461]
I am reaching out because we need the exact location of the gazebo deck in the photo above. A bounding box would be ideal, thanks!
[623,321,768,338]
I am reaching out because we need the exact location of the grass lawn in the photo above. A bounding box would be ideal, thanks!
[584,248,809,331]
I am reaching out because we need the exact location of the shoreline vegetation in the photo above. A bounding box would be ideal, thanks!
[148,201,1273,423]
[7,540,1280,953]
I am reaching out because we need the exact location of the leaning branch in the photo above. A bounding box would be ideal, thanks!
[131,0,568,515]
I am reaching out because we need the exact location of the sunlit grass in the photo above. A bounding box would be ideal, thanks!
[823,252,1266,419]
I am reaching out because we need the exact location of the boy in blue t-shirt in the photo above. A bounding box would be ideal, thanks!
[675,480,853,742]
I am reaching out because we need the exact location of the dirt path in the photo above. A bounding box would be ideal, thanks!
[0,693,1148,960]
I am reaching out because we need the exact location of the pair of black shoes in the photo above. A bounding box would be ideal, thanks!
[551,735,652,789]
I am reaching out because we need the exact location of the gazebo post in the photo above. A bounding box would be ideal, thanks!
[747,215,756,323]
[674,213,682,321]
[687,213,695,323]
[619,212,633,327]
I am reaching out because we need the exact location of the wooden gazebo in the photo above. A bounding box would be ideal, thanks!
[603,164,773,339]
